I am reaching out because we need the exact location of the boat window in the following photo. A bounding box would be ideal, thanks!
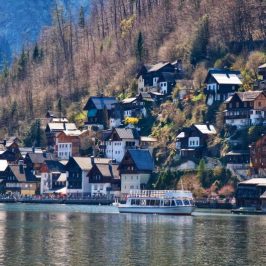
[140,199,146,206]
[171,200,176,206]
[155,200,160,206]
[149,200,155,206]
[135,199,140,205]
[131,199,136,205]
[164,200,170,206]
[189,200,194,205]
[146,199,150,206]
[183,200,190,206]
[176,200,183,206]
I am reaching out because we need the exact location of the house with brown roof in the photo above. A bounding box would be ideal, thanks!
[55,130,81,160]
[45,122,77,150]
[65,156,111,196]
[88,162,120,197]
[5,162,39,195]
[224,91,266,128]
[24,151,54,175]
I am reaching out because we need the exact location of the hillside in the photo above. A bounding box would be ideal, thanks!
[0,0,265,138]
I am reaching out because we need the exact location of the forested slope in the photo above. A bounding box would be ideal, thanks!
[0,0,265,137]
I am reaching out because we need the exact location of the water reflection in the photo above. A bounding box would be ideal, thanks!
[0,206,264,265]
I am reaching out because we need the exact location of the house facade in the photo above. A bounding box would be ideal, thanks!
[137,61,180,95]
[40,160,66,194]
[45,122,77,149]
[88,162,120,197]
[101,128,140,163]
[5,163,39,195]
[55,130,81,160]
[204,68,242,106]
[224,91,266,128]
[65,157,111,195]
[119,149,154,195]
[176,124,216,158]
[83,96,118,127]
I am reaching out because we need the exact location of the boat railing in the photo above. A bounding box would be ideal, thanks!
[128,190,193,199]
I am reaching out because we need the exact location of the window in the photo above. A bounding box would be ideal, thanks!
[164,200,171,206]
[176,200,183,206]
[258,102,262,107]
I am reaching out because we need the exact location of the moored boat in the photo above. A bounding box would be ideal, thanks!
[118,190,195,215]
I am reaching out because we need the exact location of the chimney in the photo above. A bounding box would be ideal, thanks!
[32,146,35,153]
[206,121,210,130]
[3,139,6,146]
[91,156,95,165]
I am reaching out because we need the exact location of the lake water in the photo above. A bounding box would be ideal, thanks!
[0,204,265,266]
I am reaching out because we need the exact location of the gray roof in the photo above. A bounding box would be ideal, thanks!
[148,62,170,72]
[128,149,154,171]
[194,124,216,135]
[47,123,77,132]
[114,128,139,140]
[27,152,54,164]
[258,63,266,69]
[236,91,263,102]
[73,157,111,171]
[84,96,117,110]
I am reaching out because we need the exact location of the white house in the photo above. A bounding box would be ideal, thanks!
[119,149,154,195]
[65,157,111,195]
[104,128,140,163]
[88,163,120,197]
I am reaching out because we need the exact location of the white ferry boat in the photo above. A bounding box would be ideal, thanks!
[118,190,195,215]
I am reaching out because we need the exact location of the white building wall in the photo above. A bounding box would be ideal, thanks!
[105,139,139,163]
[250,109,265,125]
[91,183,111,195]
[57,143,72,160]
[188,137,200,147]
[109,118,121,128]
[40,173,49,194]
[225,118,250,128]
[121,173,150,194]
[159,82,168,94]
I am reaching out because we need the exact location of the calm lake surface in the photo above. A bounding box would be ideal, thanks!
[0,204,265,266]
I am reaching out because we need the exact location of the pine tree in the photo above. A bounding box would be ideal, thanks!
[135,31,145,63]
[190,15,209,65]
[79,6,85,28]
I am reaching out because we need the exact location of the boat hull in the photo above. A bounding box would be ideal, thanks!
[118,205,195,215]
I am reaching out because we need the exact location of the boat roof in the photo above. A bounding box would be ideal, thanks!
[128,190,193,199]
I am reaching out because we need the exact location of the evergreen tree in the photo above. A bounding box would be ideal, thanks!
[102,104,109,129]
[57,97,62,121]
[24,119,46,147]
[79,6,85,28]
[17,48,28,80]
[135,31,145,63]
[190,15,209,65]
